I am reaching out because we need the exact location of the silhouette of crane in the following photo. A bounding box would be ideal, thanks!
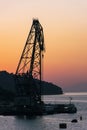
[16,19,45,78]
[15,19,45,111]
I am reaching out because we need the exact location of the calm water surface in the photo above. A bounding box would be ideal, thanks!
[0,92,87,130]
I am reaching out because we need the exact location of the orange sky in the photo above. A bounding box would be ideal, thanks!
[0,0,87,92]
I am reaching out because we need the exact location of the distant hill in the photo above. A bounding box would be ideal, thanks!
[0,71,63,99]
[41,81,63,95]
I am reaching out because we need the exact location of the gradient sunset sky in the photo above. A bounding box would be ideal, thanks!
[0,0,87,92]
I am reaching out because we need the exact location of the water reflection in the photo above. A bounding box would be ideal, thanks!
[15,115,37,120]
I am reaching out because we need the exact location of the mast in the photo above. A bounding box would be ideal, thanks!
[15,19,45,103]
[16,19,45,79]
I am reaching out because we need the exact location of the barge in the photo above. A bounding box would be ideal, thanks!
[0,103,77,116]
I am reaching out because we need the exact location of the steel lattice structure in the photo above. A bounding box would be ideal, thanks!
[16,19,45,81]
[15,19,45,104]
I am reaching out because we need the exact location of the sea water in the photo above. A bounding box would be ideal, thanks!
[0,92,87,130]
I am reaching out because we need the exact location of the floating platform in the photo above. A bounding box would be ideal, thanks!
[0,103,77,116]
[43,103,77,114]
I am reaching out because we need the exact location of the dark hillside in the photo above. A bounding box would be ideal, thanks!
[0,71,63,99]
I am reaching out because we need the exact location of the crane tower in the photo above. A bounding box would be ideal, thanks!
[15,19,45,110]
[16,19,45,79]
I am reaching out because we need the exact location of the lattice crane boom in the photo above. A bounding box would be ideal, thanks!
[15,19,45,81]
